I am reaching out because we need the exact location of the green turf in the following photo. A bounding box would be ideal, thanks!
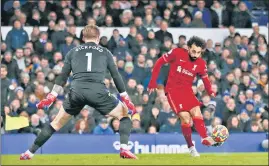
[1,153,268,165]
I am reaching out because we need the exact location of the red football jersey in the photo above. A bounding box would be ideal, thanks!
[162,48,207,92]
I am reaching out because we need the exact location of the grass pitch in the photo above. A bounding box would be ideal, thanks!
[2,153,268,165]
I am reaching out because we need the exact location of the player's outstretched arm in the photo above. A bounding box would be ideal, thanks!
[106,50,126,94]
[201,75,215,97]
[199,62,215,97]
[147,57,165,94]
[36,51,72,109]
[148,49,176,94]
[106,50,136,113]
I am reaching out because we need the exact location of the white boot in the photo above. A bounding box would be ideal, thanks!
[189,146,200,157]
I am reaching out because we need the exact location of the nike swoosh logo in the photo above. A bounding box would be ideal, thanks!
[180,59,185,62]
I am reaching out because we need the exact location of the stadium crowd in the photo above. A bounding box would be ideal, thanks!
[1,0,268,135]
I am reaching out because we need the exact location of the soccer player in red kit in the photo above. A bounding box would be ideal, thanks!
[148,36,219,157]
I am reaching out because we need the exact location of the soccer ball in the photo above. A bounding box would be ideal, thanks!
[211,125,229,143]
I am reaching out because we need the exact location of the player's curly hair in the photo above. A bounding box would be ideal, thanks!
[187,36,206,49]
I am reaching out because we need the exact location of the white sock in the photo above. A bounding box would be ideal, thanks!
[25,150,34,157]
[120,144,128,150]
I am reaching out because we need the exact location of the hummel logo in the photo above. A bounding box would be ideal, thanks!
[180,59,185,62]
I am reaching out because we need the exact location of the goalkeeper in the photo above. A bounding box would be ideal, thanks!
[20,25,138,160]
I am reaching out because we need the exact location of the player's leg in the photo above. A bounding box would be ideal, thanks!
[178,112,194,148]
[108,102,138,159]
[178,111,200,157]
[87,87,137,159]
[21,90,84,160]
[167,91,199,157]
[108,102,131,147]
[190,106,215,146]
[20,106,72,160]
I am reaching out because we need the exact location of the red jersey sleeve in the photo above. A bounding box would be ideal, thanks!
[148,48,177,89]
[162,48,177,63]
[197,61,208,77]
[198,61,214,96]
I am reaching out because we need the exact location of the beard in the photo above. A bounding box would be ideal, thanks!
[189,53,197,61]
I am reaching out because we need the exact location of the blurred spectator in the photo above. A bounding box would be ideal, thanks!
[14,48,26,71]
[249,121,262,132]
[26,94,39,116]
[245,99,256,118]
[104,15,114,27]
[1,51,20,80]
[192,0,212,27]
[6,20,29,51]
[130,0,144,17]
[223,0,240,27]
[60,35,75,57]
[34,31,48,55]
[190,11,206,28]
[27,10,41,26]
[1,65,11,109]
[159,112,181,133]
[163,8,172,26]
[134,16,148,39]
[258,73,268,91]
[78,107,96,133]
[155,21,173,44]
[93,118,114,135]
[227,115,242,132]
[107,1,122,27]
[110,118,120,134]
[74,9,85,26]
[9,8,23,25]
[40,57,51,77]
[74,119,90,134]
[108,29,123,53]
[223,98,237,126]
[126,26,140,55]
[146,30,161,50]
[208,117,222,133]
[47,20,56,39]
[249,25,261,45]
[43,42,54,64]
[262,119,268,132]
[147,125,158,134]
[51,20,69,50]
[37,0,50,25]
[238,109,251,132]
[119,0,131,9]
[30,26,41,44]
[210,0,225,28]
[1,41,7,54]
[143,13,155,28]
[131,114,145,133]
[231,2,252,28]
[203,108,213,127]
[113,38,132,61]
[181,14,192,27]
[257,44,268,63]
[144,107,166,132]
[20,113,43,135]
[37,109,50,125]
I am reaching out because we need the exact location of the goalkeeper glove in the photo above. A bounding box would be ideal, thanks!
[118,92,136,115]
[36,92,57,110]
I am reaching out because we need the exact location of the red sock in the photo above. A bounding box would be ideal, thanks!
[193,116,208,139]
[181,123,194,148]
